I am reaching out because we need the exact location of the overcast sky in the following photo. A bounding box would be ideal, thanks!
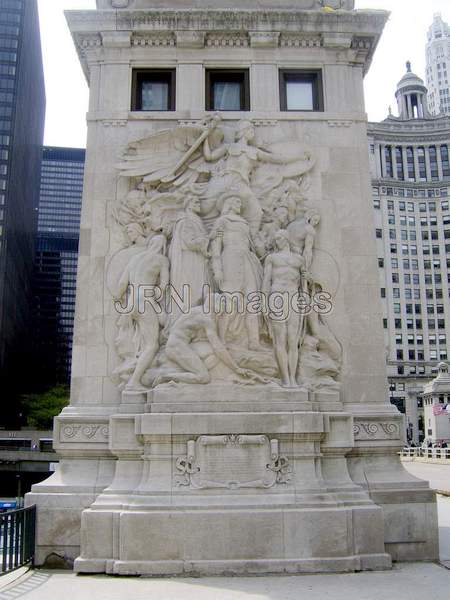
[37,0,450,148]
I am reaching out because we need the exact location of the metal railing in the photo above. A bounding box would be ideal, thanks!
[401,447,450,460]
[0,505,36,575]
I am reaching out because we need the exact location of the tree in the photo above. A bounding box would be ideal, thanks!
[20,385,69,430]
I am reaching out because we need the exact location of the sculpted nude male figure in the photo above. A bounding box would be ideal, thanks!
[263,230,306,387]
[115,234,169,391]
[154,296,252,385]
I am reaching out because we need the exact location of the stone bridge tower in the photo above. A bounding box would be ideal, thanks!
[27,0,439,574]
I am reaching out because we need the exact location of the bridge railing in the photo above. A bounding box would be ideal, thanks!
[401,447,450,460]
[0,505,36,575]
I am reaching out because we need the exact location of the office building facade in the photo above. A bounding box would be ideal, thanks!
[426,13,450,117]
[368,64,450,443]
[33,147,85,386]
[0,0,45,427]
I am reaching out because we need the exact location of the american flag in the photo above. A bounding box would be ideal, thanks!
[433,405,447,416]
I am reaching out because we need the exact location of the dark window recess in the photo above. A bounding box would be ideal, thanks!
[206,69,249,111]
[279,70,323,111]
[132,69,175,111]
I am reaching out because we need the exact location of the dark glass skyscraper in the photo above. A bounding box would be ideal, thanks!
[0,0,45,427]
[33,147,85,387]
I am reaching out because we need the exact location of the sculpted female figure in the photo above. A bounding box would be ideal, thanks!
[210,193,263,351]
[202,121,286,237]
[168,194,211,324]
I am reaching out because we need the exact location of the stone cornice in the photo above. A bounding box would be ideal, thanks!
[368,118,450,145]
[371,178,450,190]
[66,8,388,81]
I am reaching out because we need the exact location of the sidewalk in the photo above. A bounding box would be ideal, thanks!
[0,563,449,600]
[402,460,450,495]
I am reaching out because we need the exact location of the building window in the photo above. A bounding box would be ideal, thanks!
[441,145,450,177]
[396,147,404,180]
[384,146,393,178]
[206,69,249,111]
[429,146,439,181]
[279,70,323,111]
[406,147,415,180]
[131,69,175,111]
[417,147,426,181]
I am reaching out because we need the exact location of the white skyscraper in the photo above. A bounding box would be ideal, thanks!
[426,13,450,116]
[368,64,450,444]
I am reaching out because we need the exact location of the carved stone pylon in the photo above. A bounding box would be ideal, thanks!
[26,0,438,574]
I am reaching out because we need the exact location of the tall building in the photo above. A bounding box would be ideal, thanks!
[426,13,450,116]
[368,63,450,444]
[33,147,85,387]
[0,0,45,427]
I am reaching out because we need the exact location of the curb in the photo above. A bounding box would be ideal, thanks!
[0,567,31,592]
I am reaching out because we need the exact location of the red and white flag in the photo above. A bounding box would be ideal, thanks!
[433,405,446,416]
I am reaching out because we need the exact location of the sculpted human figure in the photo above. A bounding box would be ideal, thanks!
[298,334,340,390]
[118,117,315,239]
[124,221,147,247]
[257,205,290,256]
[117,188,147,227]
[210,193,263,351]
[202,120,292,237]
[307,283,342,366]
[114,234,169,391]
[154,297,252,385]
[262,230,306,387]
[286,208,320,269]
[168,194,211,322]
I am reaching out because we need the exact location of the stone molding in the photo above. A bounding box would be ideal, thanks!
[353,419,401,441]
[67,8,387,78]
[54,417,111,449]
[59,423,109,443]
[132,33,176,46]
[102,119,128,127]
[328,120,353,127]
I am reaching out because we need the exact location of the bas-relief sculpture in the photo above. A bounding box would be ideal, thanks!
[109,115,342,394]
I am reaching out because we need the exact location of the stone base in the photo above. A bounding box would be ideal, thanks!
[27,407,439,570]
[74,504,391,575]
[70,409,391,575]
[76,555,391,576]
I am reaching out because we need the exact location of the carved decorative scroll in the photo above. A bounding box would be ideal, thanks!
[174,435,291,489]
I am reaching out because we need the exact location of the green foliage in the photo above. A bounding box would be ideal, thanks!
[21,385,69,430]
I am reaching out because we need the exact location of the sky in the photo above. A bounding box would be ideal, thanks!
[37,0,450,148]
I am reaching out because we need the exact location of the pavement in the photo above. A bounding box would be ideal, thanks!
[402,460,450,496]
[0,461,448,600]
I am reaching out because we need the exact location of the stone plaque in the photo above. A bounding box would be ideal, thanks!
[175,435,291,489]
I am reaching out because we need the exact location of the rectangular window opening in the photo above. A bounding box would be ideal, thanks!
[279,69,323,112]
[206,69,249,111]
[132,69,176,111]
